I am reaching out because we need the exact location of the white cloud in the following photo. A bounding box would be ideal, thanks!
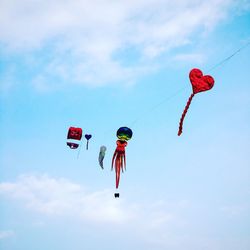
[220,204,249,217]
[0,174,187,230]
[1,174,250,249]
[0,174,193,248]
[0,0,245,89]
[0,230,14,240]
[173,53,205,64]
[0,174,130,223]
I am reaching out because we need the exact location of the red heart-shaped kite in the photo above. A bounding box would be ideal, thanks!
[189,68,214,94]
[178,68,215,136]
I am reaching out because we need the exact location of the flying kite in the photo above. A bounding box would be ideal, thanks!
[85,134,92,150]
[67,127,82,149]
[98,146,107,169]
[112,127,133,197]
[178,68,215,136]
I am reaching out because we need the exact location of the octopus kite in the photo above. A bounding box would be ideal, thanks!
[111,127,133,196]
[178,68,215,136]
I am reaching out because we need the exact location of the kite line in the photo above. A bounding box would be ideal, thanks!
[207,41,250,72]
[77,141,83,159]
[130,86,187,126]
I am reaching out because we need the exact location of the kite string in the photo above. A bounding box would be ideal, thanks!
[77,141,83,159]
[129,86,188,127]
[207,41,250,72]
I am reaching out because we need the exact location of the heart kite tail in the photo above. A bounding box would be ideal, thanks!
[178,93,195,136]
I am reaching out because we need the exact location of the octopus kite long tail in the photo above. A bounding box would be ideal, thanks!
[111,140,127,189]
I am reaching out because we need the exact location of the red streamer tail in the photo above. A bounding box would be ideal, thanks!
[115,155,121,189]
[123,153,126,171]
[111,151,117,170]
[178,93,194,136]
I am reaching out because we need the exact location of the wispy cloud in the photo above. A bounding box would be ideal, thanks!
[0,174,131,223]
[0,174,195,248]
[0,0,245,89]
[220,204,250,217]
[0,230,14,240]
[1,174,250,249]
[0,174,186,229]
[173,53,205,64]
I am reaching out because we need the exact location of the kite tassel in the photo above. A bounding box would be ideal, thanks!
[115,155,121,189]
[178,93,195,136]
[111,151,117,171]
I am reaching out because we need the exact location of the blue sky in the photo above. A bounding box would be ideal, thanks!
[0,1,250,250]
